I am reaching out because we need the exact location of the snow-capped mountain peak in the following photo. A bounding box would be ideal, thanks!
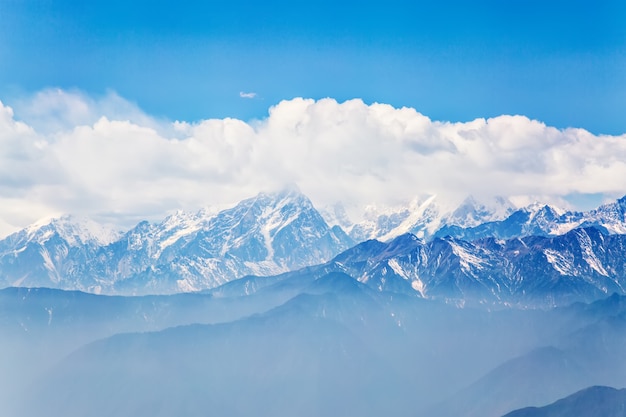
[341,194,517,243]
[3,190,626,300]
[378,194,440,241]
[445,195,516,228]
[435,195,626,241]
[0,188,354,294]
[587,196,626,234]
[23,214,122,247]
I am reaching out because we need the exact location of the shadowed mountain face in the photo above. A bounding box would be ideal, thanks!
[222,226,626,308]
[503,386,626,417]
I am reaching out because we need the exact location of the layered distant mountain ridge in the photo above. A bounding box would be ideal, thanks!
[1,189,626,306]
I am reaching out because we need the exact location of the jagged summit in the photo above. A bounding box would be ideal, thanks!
[447,195,516,228]
[307,226,626,307]
[4,214,121,249]
[339,194,517,242]
[0,188,352,294]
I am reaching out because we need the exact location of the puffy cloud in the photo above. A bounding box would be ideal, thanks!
[0,92,625,236]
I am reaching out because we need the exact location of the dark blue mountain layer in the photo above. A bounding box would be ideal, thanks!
[503,386,626,417]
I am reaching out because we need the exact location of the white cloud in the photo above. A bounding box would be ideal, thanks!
[0,92,625,236]
[239,91,257,99]
[10,89,178,138]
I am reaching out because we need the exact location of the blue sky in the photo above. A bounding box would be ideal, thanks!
[0,0,626,234]
[1,0,625,134]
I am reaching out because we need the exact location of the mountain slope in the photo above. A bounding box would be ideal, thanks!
[503,386,626,417]
[109,188,354,293]
[429,347,591,417]
[248,227,626,307]
[0,215,121,291]
[428,294,626,417]
[14,284,414,417]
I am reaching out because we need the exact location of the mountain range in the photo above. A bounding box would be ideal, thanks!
[212,226,626,307]
[1,189,626,307]
[3,187,626,416]
[436,196,626,240]
[0,189,352,294]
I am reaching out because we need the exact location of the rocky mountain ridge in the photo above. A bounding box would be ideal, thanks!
[1,190,625,301]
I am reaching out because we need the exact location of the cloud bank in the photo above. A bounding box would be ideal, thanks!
[0,89,625,236]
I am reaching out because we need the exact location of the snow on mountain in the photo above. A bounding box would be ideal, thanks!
[320,226,626,307]
[109,187,354,294]
[0,215,122,290]
[151,208,221,256]
[19,215,122,247]
[2,191,626,300]
[435,203,564,240]
[328,194,626,244]
[108,207,219,263]
[0,189,353,294]
[326,194,516,242]
[436,196,626,241]
[318,202,354,232]
[584,196,626,234]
